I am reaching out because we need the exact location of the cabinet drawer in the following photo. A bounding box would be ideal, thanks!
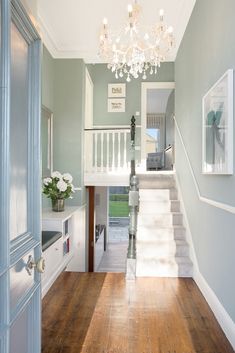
[42,237,63,285]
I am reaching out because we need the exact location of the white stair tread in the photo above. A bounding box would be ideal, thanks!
[135,175,193,278]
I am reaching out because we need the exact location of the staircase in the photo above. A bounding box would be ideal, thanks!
[136,172,193,277]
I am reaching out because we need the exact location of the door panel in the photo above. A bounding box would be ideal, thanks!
[0,1,42,353]
[10,20,29,241]
[9,305,28,353]
[10,250,35,311]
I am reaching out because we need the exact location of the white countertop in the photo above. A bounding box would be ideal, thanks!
[42,205,85,221]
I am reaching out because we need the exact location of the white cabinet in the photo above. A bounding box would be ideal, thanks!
[41,206,83,297]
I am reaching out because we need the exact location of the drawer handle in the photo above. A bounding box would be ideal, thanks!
[25,255,46,276]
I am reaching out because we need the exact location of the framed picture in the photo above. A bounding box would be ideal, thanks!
[202,69,233,174]
[108,83,126,97]
[108,98,125,113]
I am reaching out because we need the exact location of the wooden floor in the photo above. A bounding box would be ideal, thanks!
[42,272,234,353]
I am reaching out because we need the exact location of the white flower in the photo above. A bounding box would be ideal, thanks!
[71,184,75,192]
[63,173,73,183]
[57,180,68,192]
[51,171,62,179]
[43,177,52,185]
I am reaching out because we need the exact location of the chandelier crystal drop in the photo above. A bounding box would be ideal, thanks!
[98,1,175,82]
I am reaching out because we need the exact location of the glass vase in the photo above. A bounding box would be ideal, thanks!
[52,198,65,212]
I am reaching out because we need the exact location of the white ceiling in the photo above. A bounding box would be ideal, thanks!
[37,0,196,62]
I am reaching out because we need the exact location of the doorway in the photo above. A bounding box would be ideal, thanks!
[95,186,129,272]
[141,82,175,171]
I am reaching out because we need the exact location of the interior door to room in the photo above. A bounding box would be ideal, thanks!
[0,1,42,353]
[141,82,175,170]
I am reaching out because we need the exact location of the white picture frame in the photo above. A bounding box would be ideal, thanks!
[108,83,126,97]
[202,69,233,174]
[108,98,125,113]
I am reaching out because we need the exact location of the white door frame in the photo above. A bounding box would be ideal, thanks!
[141,82,175,168]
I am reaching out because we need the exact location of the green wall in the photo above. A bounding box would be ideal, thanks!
[53,59,85,206]
[165,90,175,147]
[175,0,235,322]
[87,63,174,127]
[41,47,54,208]
[42,46,54,112]
[41,48,86,207]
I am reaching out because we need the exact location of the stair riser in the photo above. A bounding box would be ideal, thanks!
[138,214,183,227]
[137,226,186,240]
[136,263,193,277]
[137,244,189,258]
[140,189,178,201]
[139,201,180,213]
[138,180,176,189]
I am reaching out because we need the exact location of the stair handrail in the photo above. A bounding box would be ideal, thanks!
[127,116,139,261]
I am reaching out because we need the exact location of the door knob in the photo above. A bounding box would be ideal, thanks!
[26,255,45,276]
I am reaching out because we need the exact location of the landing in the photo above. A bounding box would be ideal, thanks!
[84,170,175,187]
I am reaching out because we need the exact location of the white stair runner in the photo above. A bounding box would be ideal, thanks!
[136,174,193,277]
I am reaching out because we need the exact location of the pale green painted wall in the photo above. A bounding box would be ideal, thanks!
[87,63,174,127]
[42,46,54,112]
[53,59,85,206]
[175,0,235,321]
[41,48,86,207]
[165,90,175,147]
[41,47,54,208]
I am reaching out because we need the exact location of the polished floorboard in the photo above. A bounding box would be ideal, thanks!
[42,272,234,353]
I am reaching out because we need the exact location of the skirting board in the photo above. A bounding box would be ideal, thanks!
[194,269,235,350]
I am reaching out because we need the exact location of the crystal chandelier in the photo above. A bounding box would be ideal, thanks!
[99,1,175,82]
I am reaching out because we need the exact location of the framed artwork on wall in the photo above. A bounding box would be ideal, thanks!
[108,98,125,113]
[202,69,233,174]
[108,83,126,97]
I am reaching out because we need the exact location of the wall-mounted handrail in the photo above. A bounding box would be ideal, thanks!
[174,116,235,214]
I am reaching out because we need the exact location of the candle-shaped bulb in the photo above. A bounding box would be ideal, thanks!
[159,9,164,21]
[168,26,173,34]
[103,17,108,25]
[128,4,133,13]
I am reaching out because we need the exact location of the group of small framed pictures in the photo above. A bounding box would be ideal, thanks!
[107,83,126,112]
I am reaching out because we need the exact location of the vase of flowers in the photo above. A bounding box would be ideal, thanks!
[43,171,75,212]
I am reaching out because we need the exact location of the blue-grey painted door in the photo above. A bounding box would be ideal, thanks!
[0,1,42,352]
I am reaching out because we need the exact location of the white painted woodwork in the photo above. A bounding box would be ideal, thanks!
[84,128,131,174]
[41,206,84,296]
[66,205,87,272]
[141,82,175,167]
